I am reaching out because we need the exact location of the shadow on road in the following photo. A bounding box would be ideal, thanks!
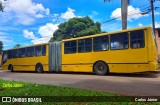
[5,70,159,78]
[108,73,159,78]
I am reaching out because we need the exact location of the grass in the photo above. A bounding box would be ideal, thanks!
[0,79,159,105]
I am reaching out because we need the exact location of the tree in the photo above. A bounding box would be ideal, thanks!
[104,0,130,30]
[49,37,54,42]
[0,41,3,54]
[14,44,21,48]
[51,16,102,41]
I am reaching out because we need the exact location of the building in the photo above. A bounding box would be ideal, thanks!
[155,28,160,63]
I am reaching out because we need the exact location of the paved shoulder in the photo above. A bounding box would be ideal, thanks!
[0,70,160,96]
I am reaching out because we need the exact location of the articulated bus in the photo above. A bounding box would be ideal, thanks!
[1,26,158,75]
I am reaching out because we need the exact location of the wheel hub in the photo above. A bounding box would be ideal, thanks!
[98,65,104,71]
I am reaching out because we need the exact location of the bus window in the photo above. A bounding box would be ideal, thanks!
[8,50,12,59]
[2,51,8,64]
[93,36,108,51]
[130,30,144,48]
[27,47,34,57]
[35,46,42,56]
[64,40,77,54]
[19,48,26,58]
[13,49,19,58]
[110,32,128,50]
[158,29,160,37]
[78,38,92,53]
[42,45,46,56]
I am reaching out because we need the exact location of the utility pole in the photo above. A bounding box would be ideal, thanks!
[151,0,155,35]
[0,0,4,12]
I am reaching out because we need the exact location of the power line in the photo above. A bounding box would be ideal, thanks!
[3,4,152,49]
[2,1,159,49]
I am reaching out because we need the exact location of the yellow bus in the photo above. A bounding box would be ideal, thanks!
[1,26,158,75]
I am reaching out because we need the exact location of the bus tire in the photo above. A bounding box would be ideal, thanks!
[35,64,43,73]
[93,61,109,75]
[8,65,14,72]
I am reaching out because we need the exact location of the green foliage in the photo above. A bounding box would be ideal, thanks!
[51,17,102,42]
[102,31,107,33]
[0,41,3,54]
[0,79,157,105]
[14,44,21,48]
[49,37,54,42]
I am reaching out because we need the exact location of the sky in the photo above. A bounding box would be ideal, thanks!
[0,0,160,49]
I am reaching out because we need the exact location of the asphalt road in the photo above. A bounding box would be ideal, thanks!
[0,70,160,96]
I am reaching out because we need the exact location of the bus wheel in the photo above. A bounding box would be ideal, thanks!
[94,61,108,75]
[35,64,43,73]
[8,65,14,72]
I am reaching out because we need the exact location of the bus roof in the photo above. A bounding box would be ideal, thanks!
[3,26,151,51]
[4,42,49,51]
[62,26,151,42]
